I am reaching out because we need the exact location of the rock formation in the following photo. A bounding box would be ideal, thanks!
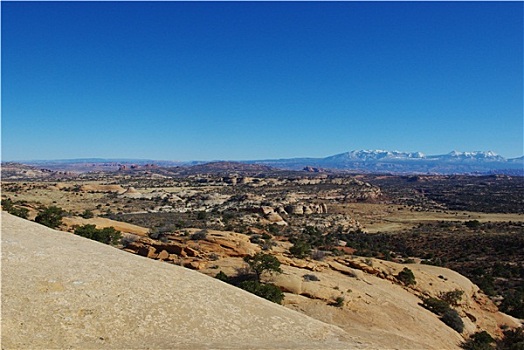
[284,203,328,215]
[3,212,520,350]
[2,212,377,349]
[119,186,143,198]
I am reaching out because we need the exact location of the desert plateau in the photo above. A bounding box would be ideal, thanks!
[1,161,523,349]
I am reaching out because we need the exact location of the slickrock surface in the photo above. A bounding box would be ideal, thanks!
[1,212,375,349]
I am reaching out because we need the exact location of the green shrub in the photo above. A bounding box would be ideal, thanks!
[440,289,464,307]
[215,270,283,304]
[215,271,230,283]
[499,289,524,319]
[2,198,14,212]
[397,267,416,286]
[464,220,481,229]
[35,206,64,228]
[461,331,495,350]
[12,207,29,219]
[238,280,284,304]
[331,296,345,308]
[2,199,29,219]
[498,327,524,350]
[441,309,464,333]
[5,202,30,219]
[74,224,122,245]
[81,209,94,219]
[421,296,464,333]
[289,239,312,259]
[476,274,497,296]
[267,224,280,235]
[421,297,451,316]
[243,252,282,281]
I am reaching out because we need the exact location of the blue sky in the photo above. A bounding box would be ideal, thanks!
[2,1,523,161]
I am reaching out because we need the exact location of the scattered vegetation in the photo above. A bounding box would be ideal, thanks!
[441,309,464,333]
[464,220,481,229]
[289,239,311,259]
[397,267,416,286]
[421,297,453,316]
[290,226,337,252]
[330,221,524,318]
[243,252,282,281]
[371,175,524,214]
[331,296,345,308]
[73,224,122,245]
[461,328,524,350]
[237,280,284,304]
[420,296,464,333]
[461,331,495,350]
[4,168,523,333]
[1,198,29,219]
[215,271,229,283]
[498,327,524,350]
[499,288,524,319]
[215,254,285,305]
[35,206,64,228]
[80,209,94,219]
[440,289,464,307]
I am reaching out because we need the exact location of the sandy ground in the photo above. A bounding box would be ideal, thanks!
[335,203,523,232]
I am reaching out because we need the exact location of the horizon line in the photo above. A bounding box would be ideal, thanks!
[4,149,523,164]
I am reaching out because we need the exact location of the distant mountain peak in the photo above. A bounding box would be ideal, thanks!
[249,149,523,175]
[447,150,498,156]
[341,149,505,161]
[440,150,505,161]
[332,150,426,161]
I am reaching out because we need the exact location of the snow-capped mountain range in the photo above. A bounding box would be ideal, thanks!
[15,150,524,175]
[325,150,508,162]
[250,150,524,175]
[326,150,426,161]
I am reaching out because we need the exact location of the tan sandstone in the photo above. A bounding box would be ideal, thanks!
[1,212,379,349]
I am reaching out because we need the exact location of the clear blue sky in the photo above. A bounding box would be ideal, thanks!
[2,1,523,161]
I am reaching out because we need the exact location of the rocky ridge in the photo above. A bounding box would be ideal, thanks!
[119,222,520,349]
[2,210,521,349]
[1,212,375,349]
